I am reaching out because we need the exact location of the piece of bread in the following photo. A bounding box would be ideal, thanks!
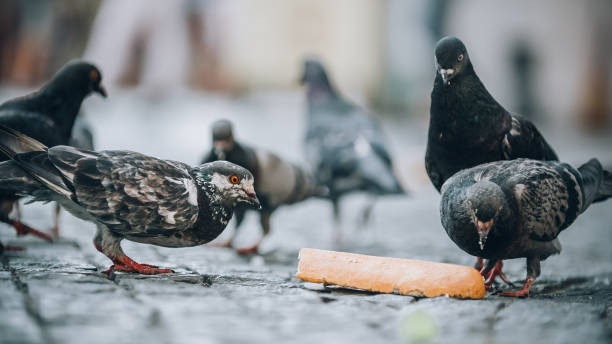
[296,248,485,299]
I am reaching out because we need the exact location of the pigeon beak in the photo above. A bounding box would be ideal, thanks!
[476,219,493,250]
[95,83,108,98]
[245,188,261,210]
[439,68,454,85]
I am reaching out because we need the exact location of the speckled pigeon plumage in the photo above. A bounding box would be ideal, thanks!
[0,125,260,274]
[0,61,106,246]
[426,37,558,192]
[440,158,612,297]
[201,119,325,253]
[300,58,404,226]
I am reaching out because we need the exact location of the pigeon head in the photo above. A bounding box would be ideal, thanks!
[46,60,107,98]
[195,161,260,209]
[465,181,507,250]
[211,119,235,160]
[300,58,333,88]
[435,36,470,85]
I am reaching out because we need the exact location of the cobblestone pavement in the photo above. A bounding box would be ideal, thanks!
[1,90,611,344]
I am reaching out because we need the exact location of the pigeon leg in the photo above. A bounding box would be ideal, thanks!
[50,203,61,237]
[497,257,540,297]
[236,210,272,255]
[0,242,25,253]
[483,260,513,290]
[0,214,54,242]
[358,197,376,229]
[331,199,342,243]
[94,227,173,275]
[0,202,53,242]
[475,257,484,271]
[497,277,534,298]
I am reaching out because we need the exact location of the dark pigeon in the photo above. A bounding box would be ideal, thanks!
[0,125,260,274]
[300,58,405,232]
[201,119,325,254]
[0,61,106,246]
[440,158,612,297]
[426,36,558,192]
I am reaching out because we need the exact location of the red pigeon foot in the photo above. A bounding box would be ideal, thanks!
[1,244,25,252]
[484,261,513,290]
[497,277,534,298]
[103,256,173,275]
[236,244,260,255]
[475,257,484,271]
[13,221,54,242]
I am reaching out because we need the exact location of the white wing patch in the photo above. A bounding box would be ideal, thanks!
[165,176,199,206]
[182,178,199,206]
[514,183,526,200]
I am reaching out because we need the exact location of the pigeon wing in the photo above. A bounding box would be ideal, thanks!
[503,115,558,161]
[506,161,581,242]
[48,146,200,235]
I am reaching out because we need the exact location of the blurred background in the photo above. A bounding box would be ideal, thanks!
[1,0,611,126]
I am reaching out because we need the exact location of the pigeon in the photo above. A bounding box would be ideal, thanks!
[440,158,612,297]
[0,125,260,273]
[201,119,325,254]
[426,36,558,192]
[0,61,106,245]
[425,36,559,273]
[300,58,405,232]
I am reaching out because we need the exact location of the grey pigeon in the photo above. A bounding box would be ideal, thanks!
[0,125,260,274]
[201,119,325,254]
[0,61,106,247]
[426,36,558,192]
[300,58,404,231]
[440,158,612,297]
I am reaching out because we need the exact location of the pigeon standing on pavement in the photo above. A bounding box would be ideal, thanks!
[300,58,405,234]
[440,158,612,297]
[0,61,106,249]
[201,119,325,254]
[425,36,559,275]
[0,125,260,273]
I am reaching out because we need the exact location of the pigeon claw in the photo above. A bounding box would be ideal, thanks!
[0,244,25,253]
[12,221,54,242]
[236,241,261,255]
[103,256,174,275]
[496,277,534,298]
[483,261,514,289]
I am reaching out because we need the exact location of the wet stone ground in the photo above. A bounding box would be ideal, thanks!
[1,90,611,344]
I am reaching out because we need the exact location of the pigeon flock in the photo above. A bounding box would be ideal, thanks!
[0,37,610,298]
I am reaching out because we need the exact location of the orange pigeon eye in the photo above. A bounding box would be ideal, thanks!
[457,54,464,62]
[229,175,240,184]
[90,69,99,81]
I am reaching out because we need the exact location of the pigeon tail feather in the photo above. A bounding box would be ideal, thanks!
[0,126,73,199]
[0,124,48,159]
[577,158,607,210]
[357,155,405,195]
[593,167,612,204]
